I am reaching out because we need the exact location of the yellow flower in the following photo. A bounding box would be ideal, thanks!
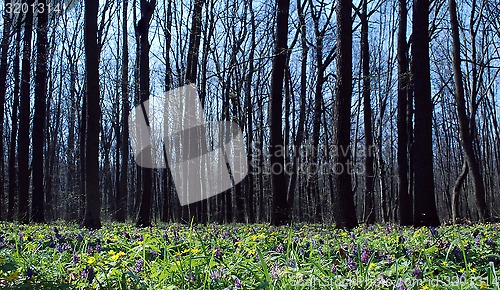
[441,261,447,266]
[234,241,242,246]
[182,249,190,254]
[248,248,256,256]
[480,282,488,289]
[109,250,116,255]
[369,263,376,269]
[88,257,96,265]
[459,268,465,273]
[471,268,477,274]
[420,285,429,290]
[191,248,200,254]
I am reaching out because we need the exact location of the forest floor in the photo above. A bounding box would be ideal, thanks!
[0,222,499,289]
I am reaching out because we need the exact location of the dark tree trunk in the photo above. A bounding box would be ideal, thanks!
[245,0,256,223]
[136,0,156,228]
[117,0,130,222]
[361,0,374,224]
[18,0,35,224]
[83,0,102,229]
[32,0,49,223]
[331,0,357,229]
[287,0,307,212]
[0,0,13,220]
[449,0,489,222]
[7,19,21,221]
[160,0,173,223]
[397,0,412,225]
[270,0,291,226]
[412,0,440,226]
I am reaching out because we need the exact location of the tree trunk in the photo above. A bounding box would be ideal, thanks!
[117,0,130,222]
[412,0,440,226]
[331,0,357,229]
[136,0,156,228]
[31,0,49,223]
[448,0,489,222]
[361,0,375,224]
[397,0,412,225]
[7,19,21,221]
[0,0,13,220]
[270,0,291,226]
[83,0,102,229]
[18,0,35,224]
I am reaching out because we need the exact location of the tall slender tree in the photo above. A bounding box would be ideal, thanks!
[270,0,291,225]
[331,0,357,229]
[412,0,440,226]
[32,0,49,223]
[0,0,13,220]
[18,0,35,224]
[117,0,130,222]
[448,0,489,222]
[136,0,156,228]
[360,0,375,224]
[398,0,412,225]
[83,0,102,229]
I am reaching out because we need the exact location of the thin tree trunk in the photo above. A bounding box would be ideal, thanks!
[32,0,49,223]
[117,0,130,222]
[361,0,375,224]
[136,0,156,228]
[397,0,412,225]
[449,0,489,222]
[83,0,102,229]
[270,0,291,226]
[18,0,35,224]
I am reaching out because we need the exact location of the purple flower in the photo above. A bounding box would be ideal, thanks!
[485,238,496,246]
[347,257,356,271]
[73,253,79,264]
[396,278,405,290]
[412,267,422,279]
[429,227,438,237]
[234,277,242,288]
[210,270,219,282]
[475,236,480,247]
[135,258,143,273]
[276,244,284,253]
[214,247,223,259]
[271,262,279,279]
[185,272,196,283]
[331,264,337,274]
[361,248,370,264]
[82,266,95,283]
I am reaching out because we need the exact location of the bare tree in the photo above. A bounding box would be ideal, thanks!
[331,0,358,229]
[83,0,102,229]
[270,0,291,226]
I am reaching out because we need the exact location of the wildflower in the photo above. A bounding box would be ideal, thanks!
[412,267,422,279]
[369,263,376,269]
[276,244,284,253]
[396,278,405,290]
[360,248,370,264]
[82,266,95,283]
[210,270,218,282]
[271,262,279,279]
[471,268,477,274]
[331,264,337,274]
[73,253,79,264]
[420,285,429,290]
[191,247,200,254]
[135,258,143,273]
[185,271,196,283]
[347,256,356,271]
[234,277,242,288]
[441,261,447,267]
[87,257,96,265]
[214,247,223,259]
[480,282,488,289]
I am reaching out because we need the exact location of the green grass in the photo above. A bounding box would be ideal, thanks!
[0,222,499,289]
